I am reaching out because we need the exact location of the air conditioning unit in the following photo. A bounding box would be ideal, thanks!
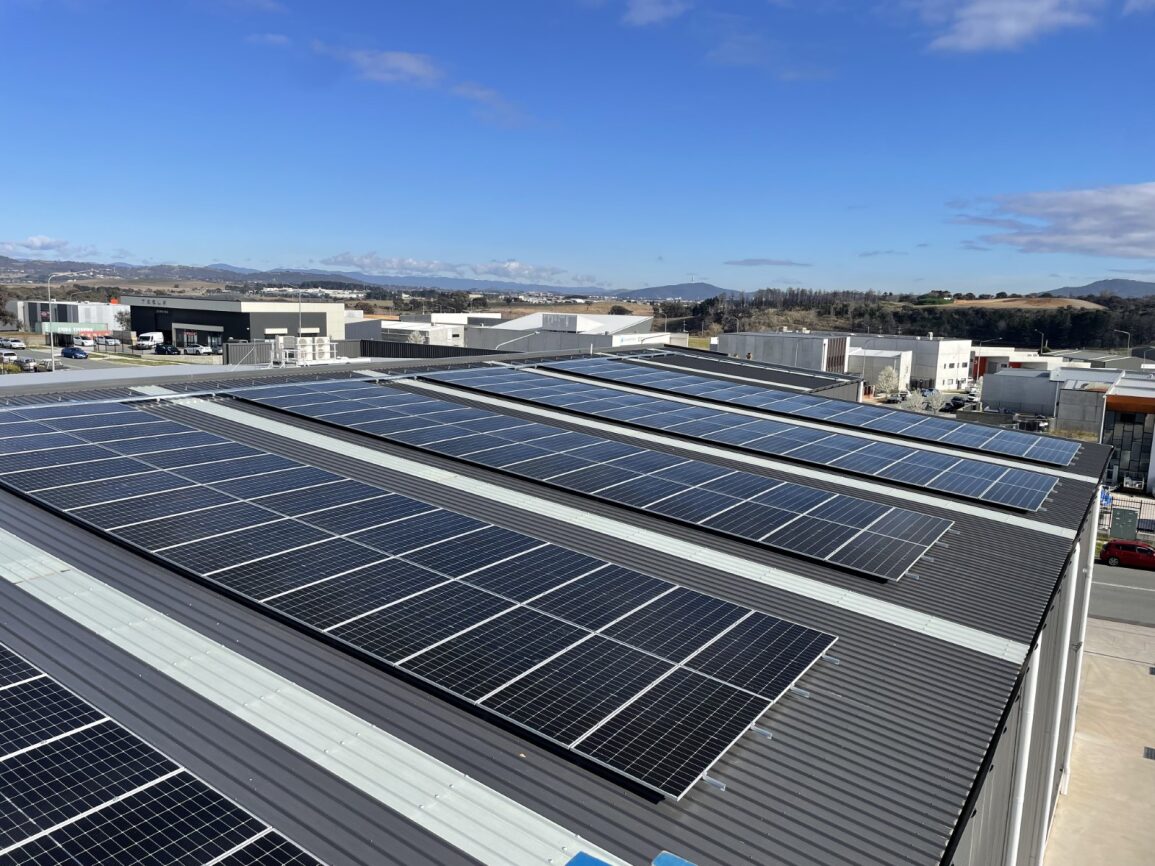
[1122,477,1145,490]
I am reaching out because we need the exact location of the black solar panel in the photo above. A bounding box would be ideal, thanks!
[536,355,1081,466]
[0,402,837,800]
[421,364,1062,512]
[0,644,323,864]
[235,381,950,582]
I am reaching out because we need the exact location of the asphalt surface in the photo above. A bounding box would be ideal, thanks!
[3,346,222,373]
[1091,562,1155,627]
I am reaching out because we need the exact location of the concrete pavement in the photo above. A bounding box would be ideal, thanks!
[1045,619,1155,866]
[1091,562,1155,627]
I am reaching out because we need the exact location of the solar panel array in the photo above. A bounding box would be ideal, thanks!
[0,402,836,799]
[540,355,1082,467]
[0,642,323,865]
[235,381,952,581]
[421,366,1059,512]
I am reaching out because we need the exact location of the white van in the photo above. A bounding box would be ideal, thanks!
[133,331,165,349]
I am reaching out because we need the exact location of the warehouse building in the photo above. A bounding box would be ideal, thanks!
[0,347,1105,866]
[122,294,347,349]
[715,330,850,374]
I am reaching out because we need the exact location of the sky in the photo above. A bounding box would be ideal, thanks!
[1,0,1153,294]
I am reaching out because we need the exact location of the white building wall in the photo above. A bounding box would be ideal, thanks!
[848,336,971,390]
[716,333,832,371]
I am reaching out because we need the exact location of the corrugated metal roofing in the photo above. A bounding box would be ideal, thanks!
[0,352,1109,866]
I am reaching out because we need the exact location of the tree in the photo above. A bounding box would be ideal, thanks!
[114,309,131,332]
[898,393,925,413]
[925,390,948,413]
[875,365,899,395]
[608,305,632,315]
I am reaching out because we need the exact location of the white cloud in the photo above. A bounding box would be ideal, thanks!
[12,235,70,252]
[319,253,464,276]
[959,181,1155,258]
[315,43,521,124]
[623,0,692,26]
[315,44,444,86]
[246,33,291,46]
[724,258,812,267]
[1123,0,1155,11]
[319,253,576,284]
[0,235,102,260]
[910,0,1103,52]
[472,259,568,282]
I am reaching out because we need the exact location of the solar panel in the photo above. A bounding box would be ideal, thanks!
[420,365,1061,513]
[535,356,1082,467]
[234,382,950,581]
[0,402,837,800]
[0,643,324,864]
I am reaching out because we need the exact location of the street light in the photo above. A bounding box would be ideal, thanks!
[1113,329,1131,353]
[1035,329,1046,353]
[45,272,79,372]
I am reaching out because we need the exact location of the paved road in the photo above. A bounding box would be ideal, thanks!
[1091,562,1155,627]
[6,347,222,373]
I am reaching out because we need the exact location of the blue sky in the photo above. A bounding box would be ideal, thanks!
[2,0,1153,293]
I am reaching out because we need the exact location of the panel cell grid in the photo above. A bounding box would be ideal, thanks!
[425,364,1061,514]
[236,379,950,582]
[0,399,838,800]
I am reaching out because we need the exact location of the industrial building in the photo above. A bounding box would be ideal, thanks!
[6,298,126,338]
[0,347,1105,866]
[848,346,912,392]
[715,331,850,374]
[714,331,972,392]
[983,365,1155,491]
[121,294,347,349]
[463,312,669,353]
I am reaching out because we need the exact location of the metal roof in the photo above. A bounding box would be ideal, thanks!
[0,351,1108,866]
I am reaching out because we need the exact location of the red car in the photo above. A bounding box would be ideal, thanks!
[1099,539,1155,569]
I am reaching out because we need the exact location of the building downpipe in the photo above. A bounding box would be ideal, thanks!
[1034,542,1080,863]
[1004,644,1039,866]
[1059,495,1101,795]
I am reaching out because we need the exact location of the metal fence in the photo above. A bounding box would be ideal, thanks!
[358,340,504,360]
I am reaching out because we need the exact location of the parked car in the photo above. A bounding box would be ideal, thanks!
[17,357,42,372]
[182,344,212,355]
[5,338,26,350]
[95,336,121,346]
[74,336,95,348]
[1099,539,1155,569]
[0,350,17,363]
[60,346,88,360]
[153,344,181,355]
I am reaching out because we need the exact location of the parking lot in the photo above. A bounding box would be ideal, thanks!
[1,341,223,373]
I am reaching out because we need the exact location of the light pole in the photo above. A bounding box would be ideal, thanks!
[1035,329,1046,353]
[1112,329,1131,353]
[45,272,78,372]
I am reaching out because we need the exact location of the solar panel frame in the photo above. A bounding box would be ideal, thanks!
[534,355,1082,467]
[0,400,839,800]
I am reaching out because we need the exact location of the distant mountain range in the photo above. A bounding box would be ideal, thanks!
[0,255,746,301]
[1049,278,1155,299]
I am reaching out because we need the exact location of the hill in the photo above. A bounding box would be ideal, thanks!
[619,282,743,301]
[1050,278,1155,299]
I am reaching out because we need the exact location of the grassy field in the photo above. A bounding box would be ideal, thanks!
[953,297,1105,311]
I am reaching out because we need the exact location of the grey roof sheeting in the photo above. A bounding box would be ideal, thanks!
[0,352,1107,866]
[613,347,864,393]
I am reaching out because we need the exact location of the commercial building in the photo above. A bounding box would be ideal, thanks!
[0,347,1106,866]
[715,331,850,374]
[717,331,972,391]
[983,365,1155,490]
[6,298,126,337]
[848,346,912,391]
[122,294,347,349]
[464,311,671,353]
[970,346,1076,381]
